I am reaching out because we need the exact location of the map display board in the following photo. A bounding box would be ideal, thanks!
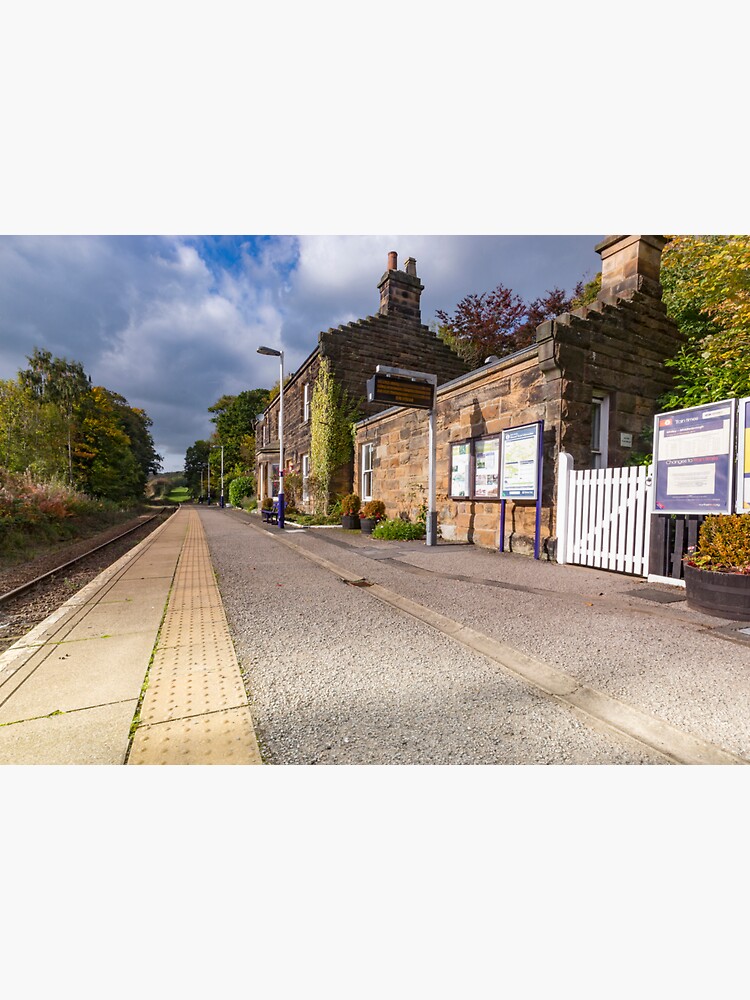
[737,397,750,512]
[500,422,540,500]
[653,400,735,514]
[474,438,500,497]
[450,443,471,497]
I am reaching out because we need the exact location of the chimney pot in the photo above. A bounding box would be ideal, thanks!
[387,251,398,271]
[404,257,417,276]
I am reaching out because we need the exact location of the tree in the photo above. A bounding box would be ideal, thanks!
[19,348,91,485]
[207,388,269,485]
[73,386,143,501]
[184,439,211,495]
[435,282,583,369]
[660,235,750,409]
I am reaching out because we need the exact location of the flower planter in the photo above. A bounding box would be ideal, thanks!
[684,563,750,620]
[341,515,360,530]
[360,517,377,534]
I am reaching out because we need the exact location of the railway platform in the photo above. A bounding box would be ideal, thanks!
[0,508,262,765]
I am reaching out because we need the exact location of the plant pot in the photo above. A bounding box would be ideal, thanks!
[360,517,376,534]
[341,515,360,530]
[684,562,750,620]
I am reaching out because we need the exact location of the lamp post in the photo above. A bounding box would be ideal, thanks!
[213,444,225,507]
[257,345,284,528]
[206,462,211,505]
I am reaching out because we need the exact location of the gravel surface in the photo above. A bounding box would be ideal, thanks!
[200,509,665,764]
[258,521,750,760]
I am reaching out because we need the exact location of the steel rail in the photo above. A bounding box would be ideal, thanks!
[0,511,169,606]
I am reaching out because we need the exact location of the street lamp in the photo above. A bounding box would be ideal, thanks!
[213,444,225,507]
[257,345,285,528]
[206,462,211,505]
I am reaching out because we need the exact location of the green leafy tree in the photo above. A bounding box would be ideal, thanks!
[184,439,211,496]
[660,235,750,409]
[19,348,91,485]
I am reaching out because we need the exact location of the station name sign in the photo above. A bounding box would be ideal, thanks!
[367,372,435,410]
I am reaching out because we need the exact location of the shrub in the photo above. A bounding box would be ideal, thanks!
[361,499,386,520]
[341,493,361,516]
[228,476,254,508]
[372,517,425,541]
[261,495,275,511]
[687,515,750,573]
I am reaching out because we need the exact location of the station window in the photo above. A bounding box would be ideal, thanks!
[591,393,610,469]
[450,436,501,499]
[303,383,310,423]
[361,443,373,501]
[301,454,310,502]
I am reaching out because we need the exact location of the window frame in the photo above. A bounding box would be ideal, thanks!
[301,453,310,502]
[303,382,310,423]
[591,392,610,469]
[361,443,374,501]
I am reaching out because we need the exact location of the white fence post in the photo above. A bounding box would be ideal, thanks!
[556,452,574,564]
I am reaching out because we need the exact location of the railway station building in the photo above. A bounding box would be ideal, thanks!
[353,235,685,556]
[256,253,469,505]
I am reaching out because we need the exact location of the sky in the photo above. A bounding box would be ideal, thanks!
[0,234,604,472]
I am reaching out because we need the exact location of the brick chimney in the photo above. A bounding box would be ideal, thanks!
[595,235,668,300]
[378,252,424,322]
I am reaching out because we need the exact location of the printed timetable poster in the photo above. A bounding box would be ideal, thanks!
[653,400,735,514]
[737,396,750,512]
[500,422,540,500]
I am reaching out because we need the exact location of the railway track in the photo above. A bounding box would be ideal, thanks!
[0,510,174,655]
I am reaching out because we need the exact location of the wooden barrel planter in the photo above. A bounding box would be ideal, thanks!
[360,517,376,535]
[684,563,750,620]
[341,515,360,530]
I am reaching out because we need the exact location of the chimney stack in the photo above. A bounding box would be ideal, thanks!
[378,252,424,323]
[595,235,668,300]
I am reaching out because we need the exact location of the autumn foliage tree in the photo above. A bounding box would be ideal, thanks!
[1,348,161,503]
[435,282,584,369]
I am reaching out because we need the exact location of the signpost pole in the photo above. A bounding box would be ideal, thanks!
[499,499,506,553]
[534,420,544,559]
[427,405,437,546]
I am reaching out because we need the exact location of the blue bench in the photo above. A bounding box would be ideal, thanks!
[262,502,279,524]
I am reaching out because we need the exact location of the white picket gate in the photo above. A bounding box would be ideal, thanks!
[556,453,653,576]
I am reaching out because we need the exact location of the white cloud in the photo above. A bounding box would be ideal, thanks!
[0,233,603,471]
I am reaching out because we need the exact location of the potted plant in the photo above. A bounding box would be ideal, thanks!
[340,493,361,530]
[360,499,386,534]
[683,514,750,619]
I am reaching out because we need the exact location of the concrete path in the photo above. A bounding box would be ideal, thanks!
[0,508,261,765]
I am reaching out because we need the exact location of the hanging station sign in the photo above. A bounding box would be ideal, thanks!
[367,371,435,410]
[652,399,736,514]
[500,422,541,500]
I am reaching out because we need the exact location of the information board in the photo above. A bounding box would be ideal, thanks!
[737,397,750,513]
[500,422,540,500]
[653,399,735,514]
[474,439,500,497]
[450,443,470,497]
[367,373,435,409]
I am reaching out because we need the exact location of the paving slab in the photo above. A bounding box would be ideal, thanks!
[0,700,137,764]
[128,707,262,764]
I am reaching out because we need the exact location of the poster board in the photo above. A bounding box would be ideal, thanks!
[450,443,471,497]
[474,438,500,497]
[500,422,541,500]
[652,400,735,514]
[737,396,750,513]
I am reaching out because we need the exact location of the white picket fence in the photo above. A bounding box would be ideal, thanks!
[556,453,653,576]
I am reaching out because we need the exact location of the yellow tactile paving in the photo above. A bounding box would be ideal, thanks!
[128,509,262,765]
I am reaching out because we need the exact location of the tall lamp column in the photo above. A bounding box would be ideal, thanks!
[257,346,285,529]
